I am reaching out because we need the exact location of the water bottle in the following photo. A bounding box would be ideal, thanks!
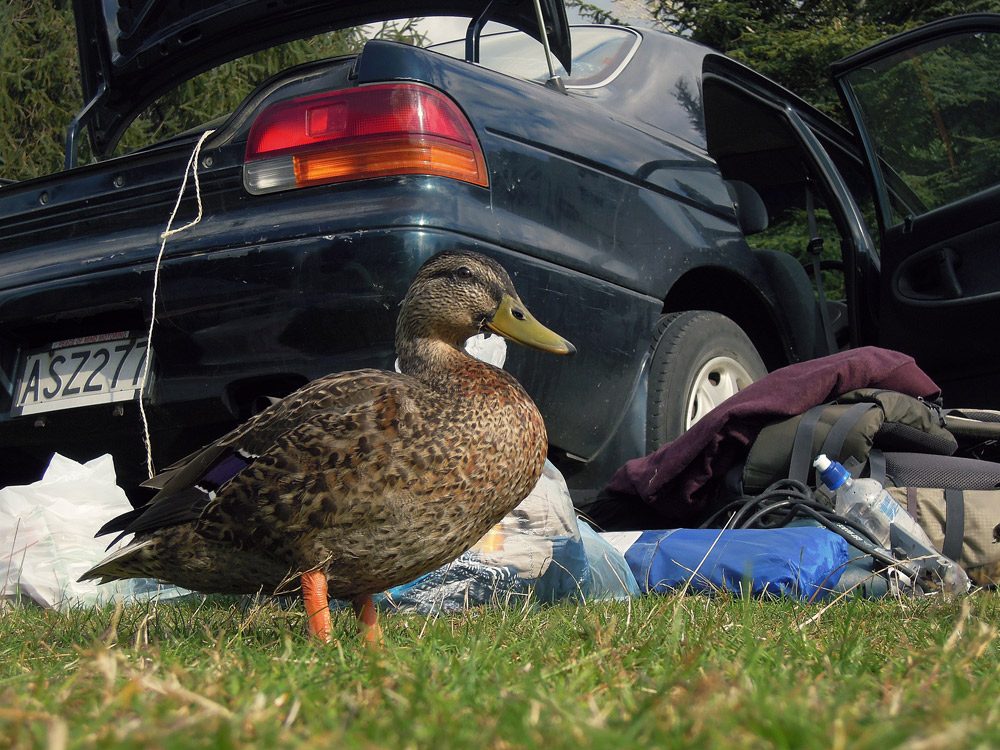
[813,454,970,596]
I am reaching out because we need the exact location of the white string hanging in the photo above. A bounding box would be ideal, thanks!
[139,129,216,479]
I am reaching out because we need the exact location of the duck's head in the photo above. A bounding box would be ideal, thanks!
[396,251,576,362]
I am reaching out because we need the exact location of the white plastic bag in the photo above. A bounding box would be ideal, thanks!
[0,453,188,610]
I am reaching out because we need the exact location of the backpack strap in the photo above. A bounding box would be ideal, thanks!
[867,449,887,485]
[843,456,864,477]
[943,488,965,562]
[790,401,879,484]
[821,402,879,460]
[789,403,829,483]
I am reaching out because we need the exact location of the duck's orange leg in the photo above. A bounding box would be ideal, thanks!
[300,570,332,643]
[352,593,383,647]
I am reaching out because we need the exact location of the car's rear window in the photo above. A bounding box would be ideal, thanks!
[430,26,639,88]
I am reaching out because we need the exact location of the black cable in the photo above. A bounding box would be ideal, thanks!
[699,478,817,529]
[701,479,818,529]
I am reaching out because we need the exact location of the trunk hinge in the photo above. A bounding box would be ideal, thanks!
[466,0,566,93]
[64,81,106,170]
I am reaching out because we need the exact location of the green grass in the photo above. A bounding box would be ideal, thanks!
[2,592,999,749]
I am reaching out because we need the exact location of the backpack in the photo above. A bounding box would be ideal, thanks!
[741,388,958,493]
[738,389,1000,585]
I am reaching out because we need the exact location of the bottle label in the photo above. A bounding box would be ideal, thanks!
[874,492,903,522]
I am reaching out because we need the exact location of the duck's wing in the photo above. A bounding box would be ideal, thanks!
[95,444,251,543]
[97,369,410,543]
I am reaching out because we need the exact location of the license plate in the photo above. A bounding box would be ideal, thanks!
[11,332,149,416]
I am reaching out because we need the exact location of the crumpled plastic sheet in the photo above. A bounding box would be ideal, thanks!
[0,453,189,610]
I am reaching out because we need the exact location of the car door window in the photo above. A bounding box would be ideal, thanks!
[840,30,1000,225]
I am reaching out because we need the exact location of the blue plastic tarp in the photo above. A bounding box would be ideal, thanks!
[615,527,849,600]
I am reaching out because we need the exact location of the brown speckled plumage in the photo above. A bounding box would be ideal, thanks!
[81,251,573,610]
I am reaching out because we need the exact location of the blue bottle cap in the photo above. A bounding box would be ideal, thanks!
[813,454,850,490]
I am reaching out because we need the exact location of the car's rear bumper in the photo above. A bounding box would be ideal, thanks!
[0,222,656,494]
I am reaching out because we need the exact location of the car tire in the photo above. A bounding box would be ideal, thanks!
[646,310,767,451]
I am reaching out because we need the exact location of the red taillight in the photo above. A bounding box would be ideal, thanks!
[243,84,489,194]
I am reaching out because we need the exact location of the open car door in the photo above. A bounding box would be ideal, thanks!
[832,14,1000,406]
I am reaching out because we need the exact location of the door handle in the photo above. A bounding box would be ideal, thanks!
[895,245,964,301]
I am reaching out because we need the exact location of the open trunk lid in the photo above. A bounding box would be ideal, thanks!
[72,0,572,158]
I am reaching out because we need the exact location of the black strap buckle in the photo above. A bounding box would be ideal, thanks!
[807,236,825,257]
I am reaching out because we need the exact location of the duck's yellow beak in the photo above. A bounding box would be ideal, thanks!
[486,294,576,356]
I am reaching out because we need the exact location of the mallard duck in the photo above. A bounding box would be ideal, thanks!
[80,250,575,644]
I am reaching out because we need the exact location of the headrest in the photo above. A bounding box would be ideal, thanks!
[726,180,769,235]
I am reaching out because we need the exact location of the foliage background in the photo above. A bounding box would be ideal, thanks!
[1,2,81,181]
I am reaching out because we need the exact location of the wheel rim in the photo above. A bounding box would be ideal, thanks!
[684,355,756,430]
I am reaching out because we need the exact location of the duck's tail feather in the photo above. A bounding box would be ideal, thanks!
[78,538,156,584]
[96,507,145,538]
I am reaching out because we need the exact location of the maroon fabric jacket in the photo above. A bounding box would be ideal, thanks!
[599,347,941,526]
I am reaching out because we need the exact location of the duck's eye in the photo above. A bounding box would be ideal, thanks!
[456,266,473,280]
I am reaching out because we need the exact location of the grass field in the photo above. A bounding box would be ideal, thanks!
[2,591,999,749]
